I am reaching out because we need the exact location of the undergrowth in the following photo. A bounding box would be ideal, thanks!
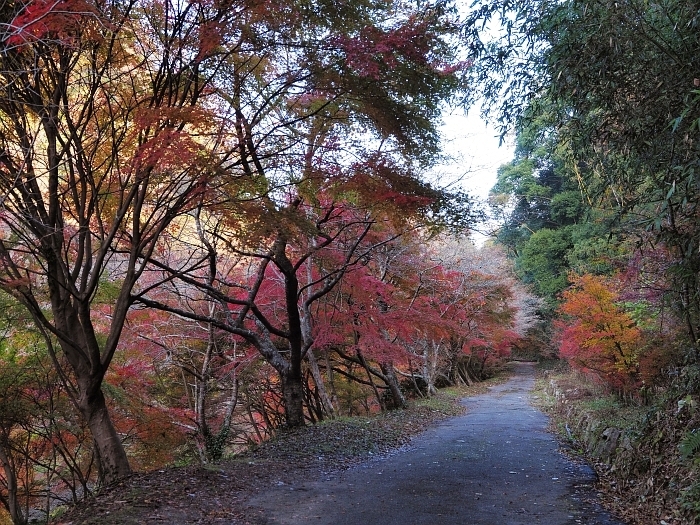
[536,362,700,525]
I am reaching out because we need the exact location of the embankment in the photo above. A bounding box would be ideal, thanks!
[541,372,699,525]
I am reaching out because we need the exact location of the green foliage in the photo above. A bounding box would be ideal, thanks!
[487,97,624,309]
[489,109,569,256]
[204,427,230,463]
[578,395,626,419]
[549,191,584,225]
[622,301,659,332]
[679,365,700,394]
[473,0,700,354]
[679,428,700,460]
[516,227,572,300]
[679,482,700,522]
[564,222,619,276]
[94,274,123,305]
[0,347,32,424]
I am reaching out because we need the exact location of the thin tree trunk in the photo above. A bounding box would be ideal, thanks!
[325,351,339,410]
[380,362,407,409]
[421,343,437,395]
[306,350,335,418]
[221,377,240,435]
[407,357,425,398]
[357,348,385,411]
[0,443,26,525]
[245,401,265,444]
[427,341,439,395]
[196,331,213,458]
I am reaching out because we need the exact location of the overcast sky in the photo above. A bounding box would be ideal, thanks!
[437,110,515,200]
[430,109,515,244]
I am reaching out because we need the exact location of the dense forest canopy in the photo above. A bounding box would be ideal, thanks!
[1,0,700,523]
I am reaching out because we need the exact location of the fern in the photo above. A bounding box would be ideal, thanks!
[679,429,700,459]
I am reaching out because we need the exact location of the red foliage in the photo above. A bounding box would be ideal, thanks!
[333,19,433,80]
[7,0,99,47]
[311,233,519,382]
[105,346,190,470]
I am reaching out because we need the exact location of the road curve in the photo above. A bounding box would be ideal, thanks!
[247,362,626,525]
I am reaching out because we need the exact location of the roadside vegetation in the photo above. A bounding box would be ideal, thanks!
[3,0,700,524]
[534,362,700,525]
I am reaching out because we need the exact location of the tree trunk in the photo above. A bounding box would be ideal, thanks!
[325,351,339,409]
[422,342,439,396]
[281,373,306,428]
[380,362,407,409]
[407,357,426,398]
[52,321,132,484]
[270,235,307,428]
[457,360,473,386]
[78,389,131,484]
[356,348,385,411]
[0,444,26,525]
[306,350,335,418]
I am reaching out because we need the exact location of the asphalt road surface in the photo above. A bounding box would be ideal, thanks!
[247,362,627,525]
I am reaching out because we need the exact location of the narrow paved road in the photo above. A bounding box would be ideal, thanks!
[247,362,626,525]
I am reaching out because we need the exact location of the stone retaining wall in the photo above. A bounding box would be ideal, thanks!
[545,379,629,464]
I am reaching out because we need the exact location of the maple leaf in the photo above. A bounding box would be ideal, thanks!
[6,0,100,47]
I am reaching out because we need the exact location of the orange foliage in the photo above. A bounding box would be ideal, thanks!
[558,273,642,392]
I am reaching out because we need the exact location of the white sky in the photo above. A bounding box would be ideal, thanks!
[437,110,514,200]
[433,109,515,243]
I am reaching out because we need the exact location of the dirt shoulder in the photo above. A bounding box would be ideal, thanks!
[56,379,498,525]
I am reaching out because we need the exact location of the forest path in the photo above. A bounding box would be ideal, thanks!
[246,362,625,525]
